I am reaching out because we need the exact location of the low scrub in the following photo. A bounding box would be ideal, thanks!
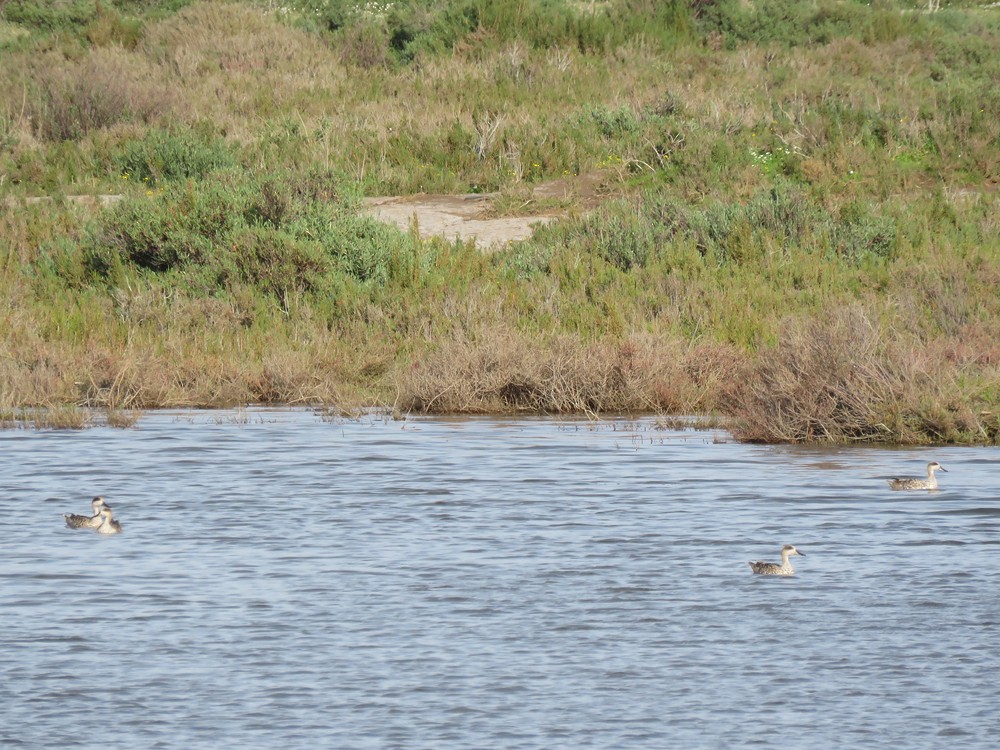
[114,125,236,185]
[729,307,995,444]
[696,0,921,48]
[25,48,168,141]
[307,0,696,64]
[0,405,91,429]
[77,169,411,296]
[398,327,742,416]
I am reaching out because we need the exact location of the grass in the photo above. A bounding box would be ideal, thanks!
[1,0,999,442]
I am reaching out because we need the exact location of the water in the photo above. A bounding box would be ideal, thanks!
[2,410,998,749]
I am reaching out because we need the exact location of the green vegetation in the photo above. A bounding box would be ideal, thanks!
[2,0,999,442]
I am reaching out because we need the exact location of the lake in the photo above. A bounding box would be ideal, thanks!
[2,410,998,749]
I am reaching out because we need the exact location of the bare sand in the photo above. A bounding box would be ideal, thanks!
[362,171,611,249]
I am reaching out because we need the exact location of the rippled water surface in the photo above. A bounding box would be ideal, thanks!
[3,410,999,749]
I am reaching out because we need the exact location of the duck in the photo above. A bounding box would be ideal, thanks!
[94,506,123,535]
[887,461,946,490]
[749,545,804,576]
[63,496,109,529]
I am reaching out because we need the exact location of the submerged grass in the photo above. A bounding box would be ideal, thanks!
[1,0,999,442]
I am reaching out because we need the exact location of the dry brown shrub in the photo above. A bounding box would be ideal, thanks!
[928,322,1000,369]
[678,340,748,413]
[730,308,908,443]
[248,349,341,405]
[0,340,79,407]
[727,306,993,444]
[28,48,169,141]
[397,328,732,416]
[144,3,334,78]
[29,405,91,429]
[338,22,391,70]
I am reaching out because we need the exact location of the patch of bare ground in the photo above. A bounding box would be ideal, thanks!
[362,171,614,249]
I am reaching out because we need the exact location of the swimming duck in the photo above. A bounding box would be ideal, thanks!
[749,545,804,576]
[94,506,123,535]
[64,496,109,529]
[887,461,946,491]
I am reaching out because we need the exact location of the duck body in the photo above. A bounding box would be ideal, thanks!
[749,545,804,576]
[94,507,123,535]
[63,496,108,529]
[887,461,946,491]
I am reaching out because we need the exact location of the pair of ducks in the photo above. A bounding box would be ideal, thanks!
[63,496,122,535]
[750,460,948,576]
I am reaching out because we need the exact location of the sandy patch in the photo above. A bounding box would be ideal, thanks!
[362,193,555,249]
[362,171,612,249]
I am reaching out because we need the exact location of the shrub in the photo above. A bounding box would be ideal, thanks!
[317,213,412,285]
[87,192,217,274]
[0,0,96,31]
[79,169,409,295]
[726,307,958,443]
[834,201,898,261]
[585,105,642,139]
[114,126,237,185]
[225,225,332,298]
[306,0,695,62]
[584,203,655,271]
[697,0,920,48]
[337,17,391,68]
[398,327,641,414]
[28,49,167,141]
[397,326,742,415]
[85,6,145,48]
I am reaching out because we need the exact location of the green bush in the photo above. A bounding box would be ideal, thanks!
[0,0,97,31]
[303,0,695,63]
[543,184,901,269]
[114,126,237,186]
[224,225,332,297]
[582,203,655,271]
[585,105,642,139]
[698,0,921,47]
[834,201,898,261]
[78,169,410,295]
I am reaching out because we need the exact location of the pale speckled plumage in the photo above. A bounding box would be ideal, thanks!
[63,496,109,529]
[94,506,123,535]
[749,545,804,576]
[887,461,947,491]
